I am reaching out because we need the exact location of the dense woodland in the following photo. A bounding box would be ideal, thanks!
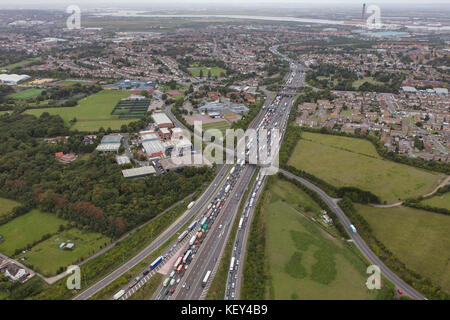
[0,112,214,238]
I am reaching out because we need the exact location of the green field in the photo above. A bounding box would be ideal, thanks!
[188,67,226,77]
[1,57,41,70]
[356,204,450,293]
[0,197,20,218]
[25,90,133,131]
[421,193,450,210]
[16,228,110,276]
[288,132,442,203]
[352,77,383,89]
[202,121,230,137]
[0,210,68,256]
[263,178,389,299]
[7,88,43,100]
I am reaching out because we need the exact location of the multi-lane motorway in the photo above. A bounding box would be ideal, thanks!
[74,43,427,301]
[73,163,230,300]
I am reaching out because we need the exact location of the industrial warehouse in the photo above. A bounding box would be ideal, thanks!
[97,110,211,179]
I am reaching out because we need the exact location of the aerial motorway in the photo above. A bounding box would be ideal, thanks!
[154,72,300,300]
[76,47,426,302]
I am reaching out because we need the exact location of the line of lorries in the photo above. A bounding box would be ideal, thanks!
[155,160,247,298]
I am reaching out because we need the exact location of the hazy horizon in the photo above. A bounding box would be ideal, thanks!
[1,0,450,11]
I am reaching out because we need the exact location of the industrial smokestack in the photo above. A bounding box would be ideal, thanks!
[362,3,366,21]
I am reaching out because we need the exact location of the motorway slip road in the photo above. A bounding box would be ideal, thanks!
[279,169,426,300]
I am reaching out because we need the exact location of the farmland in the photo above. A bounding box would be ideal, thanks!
[263,178,390,299]
[25,90,133,131]
[0,210,68,256]
[355,204,450,293]
[16,228,110,276]
[288,132,442,203]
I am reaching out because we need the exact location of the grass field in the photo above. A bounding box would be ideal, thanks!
[7,88,43,100]
[25,90,133,131]
[202,121,230,137]
[352,77,383,89]
[0,197,20,218]
[288,132,442,203]
[263,178,389,299]
[16,228,110,276]
[421,193,450,210]
[1,57,41,70]
[188,67,226,77]
[0,210,67,256]
[355,204,450,293]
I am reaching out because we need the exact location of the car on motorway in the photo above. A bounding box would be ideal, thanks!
[231,292,235,298]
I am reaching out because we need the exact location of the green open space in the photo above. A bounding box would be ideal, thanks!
[188,67,226,77]
[1,57,41,70]
[352,77,383,89]
[421,193,450,210]
[16,228,110,276]
[25,90,133,131]
[288,132,443,203]
[0,197,20,218]
[355,204,450,293]
[202,121,230,137]
[263,178,389,299]
[0,209,68,256]
[7,88,43,100]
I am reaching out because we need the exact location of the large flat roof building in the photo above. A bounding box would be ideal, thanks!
[142,140,164,157]
[96,143,121,153]
[160,154,212,171]
[152,112,173,128]
[122,166,156,178]
[101,134,123,144]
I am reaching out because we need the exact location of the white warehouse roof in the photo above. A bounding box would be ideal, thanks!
[0,74,30,84]
[122,166,156,178]
[142,140,164,155]
[152,113,173,127]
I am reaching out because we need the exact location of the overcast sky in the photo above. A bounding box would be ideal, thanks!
[2,0,450,10]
